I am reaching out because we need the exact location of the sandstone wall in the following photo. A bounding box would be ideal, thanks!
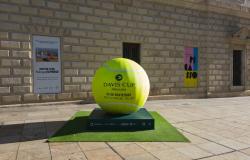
[0,0,250,104]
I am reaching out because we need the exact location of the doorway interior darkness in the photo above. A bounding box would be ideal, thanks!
[233,50,243,86]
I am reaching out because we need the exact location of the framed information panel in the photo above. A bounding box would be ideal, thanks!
[33,36,61,94]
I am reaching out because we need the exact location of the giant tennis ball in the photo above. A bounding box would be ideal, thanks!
[92,58,150,114]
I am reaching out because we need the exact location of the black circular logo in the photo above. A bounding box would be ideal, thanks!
[115,74,123,81]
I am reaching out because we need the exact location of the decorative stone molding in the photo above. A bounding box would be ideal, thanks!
[231,27,250,45]
[229,27,250,92]
[232,27,250,40]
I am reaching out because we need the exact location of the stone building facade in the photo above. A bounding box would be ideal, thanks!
[0,0,250,105]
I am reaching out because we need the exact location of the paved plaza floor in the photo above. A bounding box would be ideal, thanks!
[1,97,250,160]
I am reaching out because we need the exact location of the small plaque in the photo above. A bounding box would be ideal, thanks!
[87,108,154,131]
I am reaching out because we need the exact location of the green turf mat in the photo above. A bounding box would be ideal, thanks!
[48,111,189,142]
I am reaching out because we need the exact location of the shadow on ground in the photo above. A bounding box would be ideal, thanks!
[0,120,66,144]
[0,115,158,144]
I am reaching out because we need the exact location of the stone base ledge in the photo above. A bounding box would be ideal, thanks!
[207,90,250,98]
[1,91,250,108]
[0,100,86,109]
[148,93,207,100]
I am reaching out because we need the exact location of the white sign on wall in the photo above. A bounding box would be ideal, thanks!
[33,36,61,94]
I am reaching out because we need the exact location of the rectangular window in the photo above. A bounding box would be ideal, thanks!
[123,43,140,64]
[233,50,242,86]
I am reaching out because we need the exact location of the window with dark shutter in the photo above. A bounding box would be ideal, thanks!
[233,50,242,86]
[123,43,140,64]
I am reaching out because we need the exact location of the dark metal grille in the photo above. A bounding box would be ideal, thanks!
[123,43,140,64]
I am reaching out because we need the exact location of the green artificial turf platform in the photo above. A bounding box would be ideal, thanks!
[48,111,189,142]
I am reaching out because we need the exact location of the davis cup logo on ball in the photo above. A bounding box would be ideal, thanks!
[115,74,123,81]
[92,58,150,114]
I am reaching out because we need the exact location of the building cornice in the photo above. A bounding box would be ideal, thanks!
[145,0,250,19]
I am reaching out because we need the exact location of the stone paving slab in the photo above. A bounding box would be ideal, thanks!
[1,97,250,160]
[84,148,122,160]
